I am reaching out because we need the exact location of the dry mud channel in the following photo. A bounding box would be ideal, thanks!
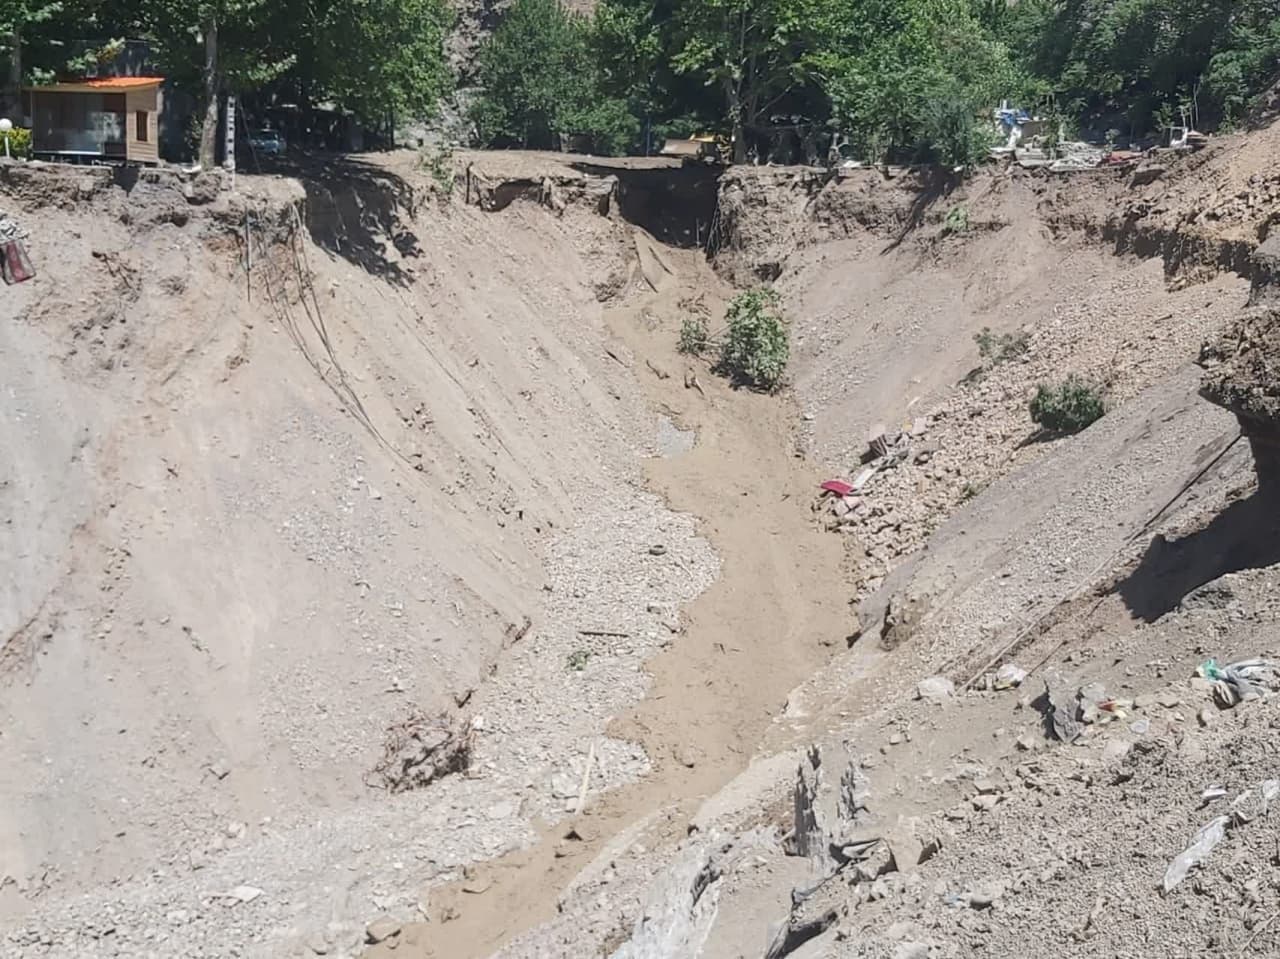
[376,240,857,958]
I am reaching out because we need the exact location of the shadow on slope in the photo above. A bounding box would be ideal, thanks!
[1116,484,1280,622]
[294,156,421,286]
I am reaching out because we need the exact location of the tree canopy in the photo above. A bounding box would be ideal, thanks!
[470,0,636,154]
[5,0,1280,165]
[4,0,454,159]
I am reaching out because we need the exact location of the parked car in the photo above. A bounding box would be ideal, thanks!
[248,129,286,157]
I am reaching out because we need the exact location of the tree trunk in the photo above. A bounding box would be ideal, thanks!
[198,14,219,169]
[726,79,745,164]
[6,28,22,124]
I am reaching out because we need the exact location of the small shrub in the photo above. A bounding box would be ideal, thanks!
[3,127,31,159]
[922,92,996,170]
[678,315,710,355]
[1030,375,1105,434]
[566,649,591,671]
[421,143,456,196]
[718,288,789,392]
[974,327,1030,365]
[942,204,970,235]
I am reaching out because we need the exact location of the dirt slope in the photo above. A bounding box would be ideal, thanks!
[8,116,1280,959]
[505,126,1280,959]
[0,157,717,956]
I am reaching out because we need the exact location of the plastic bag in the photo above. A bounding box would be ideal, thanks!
[1163,815,1228,892]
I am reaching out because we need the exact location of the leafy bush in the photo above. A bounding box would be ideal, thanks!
[421,143,456,195]
[3,127,31,159]
[678,315,710,355]
[974,327,1029,364]
[942,204,970,236]
[1030,375,1105,434]
[559,97,640,156]
[922,92,996,169]
[718,289,789,392]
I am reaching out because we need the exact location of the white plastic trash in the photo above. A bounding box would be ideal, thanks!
[1163,816,1228,892]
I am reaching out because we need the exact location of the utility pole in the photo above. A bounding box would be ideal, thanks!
[224,94,236,190]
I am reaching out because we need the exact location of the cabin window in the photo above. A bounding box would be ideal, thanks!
[135,110,148,143]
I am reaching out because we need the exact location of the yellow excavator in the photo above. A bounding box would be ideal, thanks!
[659,133,733,165]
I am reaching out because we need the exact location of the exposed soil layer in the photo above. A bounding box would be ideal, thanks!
[8,116,1280,959]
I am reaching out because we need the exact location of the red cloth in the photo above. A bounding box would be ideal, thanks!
[1,239,34,284]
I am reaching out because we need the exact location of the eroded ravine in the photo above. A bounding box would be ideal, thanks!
[375,234,856,959]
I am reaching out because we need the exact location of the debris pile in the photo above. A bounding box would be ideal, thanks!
[767,743,942,959]
[1196,657,1278,709]
[367,709,474,794]
[813,418,932,533]
[1041,656,1278,748]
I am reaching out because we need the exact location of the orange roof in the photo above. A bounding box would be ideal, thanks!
[26,76,164,92]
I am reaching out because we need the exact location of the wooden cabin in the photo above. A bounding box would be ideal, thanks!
[26,76,163,165]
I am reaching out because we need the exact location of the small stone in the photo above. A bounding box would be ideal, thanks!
[971,794,999,812]
[973,778,1003,795]
[945,805,970,822]
[994,664,1026,689]
[648,544,667,556]
[486,802,515,820]
[1015,734,1037,752]
[1134,693,1157,709]
[550,773,577,799]
[888,732,904,746]
[887,829,925,872]
[672,744,700,768]
[1197,707,1213,728]
[208,761,230,781]
[918,836,942,864]
[326,921,362,951]
[917,676,955,702]
[306,933,330,955]
[967,883,1003,910]
[227,885,263,904]
[365,916,401,944]
[1102,739,1131,762]
[1157,693,1181,708]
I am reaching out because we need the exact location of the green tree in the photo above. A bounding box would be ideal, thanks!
[130,0,292,167]
[813,0,1030,166]
[309,0,453,122]
[1011,0,1280,133]
[0,0,62,119]
[123,0,451,164]
[667,0,834,162]
[591,0,724,148]
[473,0,636,153]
